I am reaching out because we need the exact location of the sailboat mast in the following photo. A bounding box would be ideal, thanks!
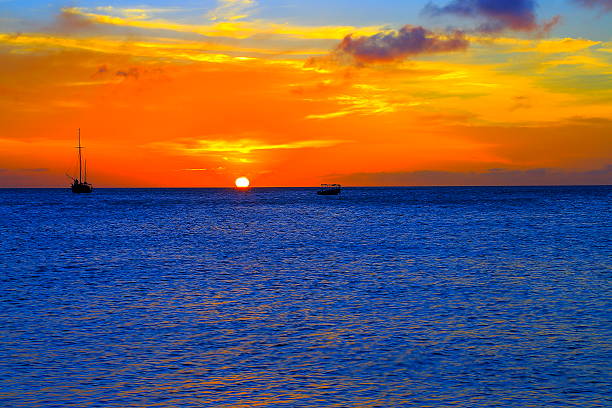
[84,159,87,183]
[77,128,82,182]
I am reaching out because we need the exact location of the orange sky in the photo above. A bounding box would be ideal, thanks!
[0,2,610,187]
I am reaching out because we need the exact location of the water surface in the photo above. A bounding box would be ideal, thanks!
[1,187,610,407]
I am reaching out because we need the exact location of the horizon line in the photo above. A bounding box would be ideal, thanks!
[1,184,610,189]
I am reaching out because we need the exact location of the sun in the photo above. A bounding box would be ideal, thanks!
[235,176,250,188]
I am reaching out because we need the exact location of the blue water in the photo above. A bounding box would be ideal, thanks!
[0,187,610,407]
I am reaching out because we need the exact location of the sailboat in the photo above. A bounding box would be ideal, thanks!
[70,129,93,193]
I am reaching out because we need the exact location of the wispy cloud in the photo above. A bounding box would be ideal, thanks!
[510,37,601,53]
[333,165,612,186]
[148,138,347,155]
[572,0,612,12]
[0,33,273,64]
[93,6,184,20]
[206,0,256,21]
[469,35,602,54]
[306,111,354,120]
[306,93,422,120]
[54,7,383,41]
[540,55,610,69]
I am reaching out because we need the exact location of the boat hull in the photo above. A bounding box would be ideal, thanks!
[71,183,93,193]
[317,189,341,195]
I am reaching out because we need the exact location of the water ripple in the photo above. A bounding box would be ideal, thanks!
[0,187,610,407]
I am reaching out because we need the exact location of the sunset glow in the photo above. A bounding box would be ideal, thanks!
[235,176,250,188]
[0,0,610,187]
[2,2,611,404]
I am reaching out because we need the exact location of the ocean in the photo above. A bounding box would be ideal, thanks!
[0,186,610,407]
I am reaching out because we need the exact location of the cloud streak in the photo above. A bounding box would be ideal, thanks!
[148,138,347,155]
[423,0,559,33]
[206,0,256,21]
[55,7,384,41]
[333,165,612,186]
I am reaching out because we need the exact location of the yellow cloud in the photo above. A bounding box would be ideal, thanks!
[304,77,424,120]
[470,37,601,54]
[306,111,353,120]
[62,7,384,40]
[305,95,422,120]
[541,55,610,69]
[0,33,128,55]
[596,42,612,53]
[518,38,601,54]
[148,138,347,155]
[471,36,600,54]
[0,33,328,64]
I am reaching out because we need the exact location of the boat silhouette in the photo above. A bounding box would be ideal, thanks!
[317,184,341,195]
[70,129,93,193]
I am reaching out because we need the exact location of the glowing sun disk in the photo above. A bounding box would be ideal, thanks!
[235,176,250,188]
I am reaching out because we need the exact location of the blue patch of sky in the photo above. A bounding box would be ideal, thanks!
[0,0,609,40]
[253,0,610,41]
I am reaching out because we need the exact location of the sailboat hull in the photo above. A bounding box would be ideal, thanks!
[71,183,93,193]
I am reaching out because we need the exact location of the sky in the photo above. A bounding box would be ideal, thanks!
[0,0,610,187]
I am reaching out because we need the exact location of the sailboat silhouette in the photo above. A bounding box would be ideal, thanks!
[70,129,93,193]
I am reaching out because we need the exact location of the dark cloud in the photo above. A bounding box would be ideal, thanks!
[91,65,168,81]
[423,0,559,33]
[566,116,612,126]
[50,8,96,33]
[22,168,49,172]
[573,0,612,11]
[332,165,612,186]
[45,8,134,36]
[0,168,54,188]
[320,25,469,65]
[510,95,531,111]
[116,68,141,79]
